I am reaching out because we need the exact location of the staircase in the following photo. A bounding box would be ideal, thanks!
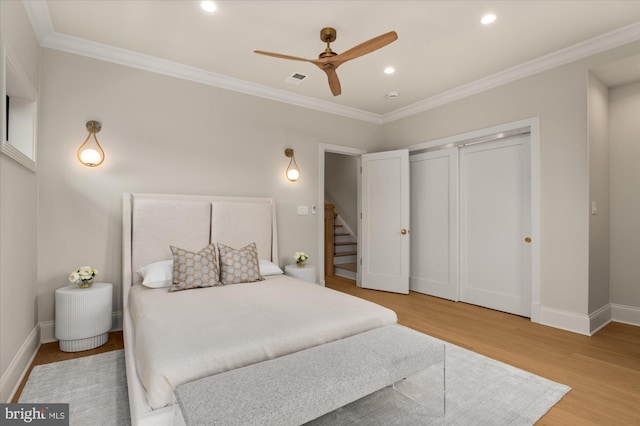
[324,202,357,280]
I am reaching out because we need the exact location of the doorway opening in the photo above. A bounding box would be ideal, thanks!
[317,144,366,287]
[324,152,359,282]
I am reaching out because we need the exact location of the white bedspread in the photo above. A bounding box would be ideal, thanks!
[129,275,397,409]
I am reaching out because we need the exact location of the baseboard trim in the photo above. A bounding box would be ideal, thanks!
[40,311,124,344]
[589,304,612,335]
[542,303,639,335]
[1,325,40,402]
[540,306,590,336]
[530,302,541,324]
[39,320,56,343]
[611,303,640,326]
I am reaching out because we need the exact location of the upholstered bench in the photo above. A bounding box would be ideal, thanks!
[175,324,445,425]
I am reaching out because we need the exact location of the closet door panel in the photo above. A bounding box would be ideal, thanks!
[459,135,531,317]
[410,148,458,301]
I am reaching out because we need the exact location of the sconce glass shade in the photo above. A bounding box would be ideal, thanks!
[77,120,105,167]
[287,167,300,182]
[285,148,300,182]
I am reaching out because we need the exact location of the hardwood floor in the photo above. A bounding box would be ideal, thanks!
[326,276,640,425]
[12,280,639,424]
[11,331,124,403]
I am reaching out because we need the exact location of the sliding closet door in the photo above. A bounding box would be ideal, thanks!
[459,135,531,317]
[410,148,459,301]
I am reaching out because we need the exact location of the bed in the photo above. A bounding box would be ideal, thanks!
[122,193,398,425]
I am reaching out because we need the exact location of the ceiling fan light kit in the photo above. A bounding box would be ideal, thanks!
[255,27,398,96]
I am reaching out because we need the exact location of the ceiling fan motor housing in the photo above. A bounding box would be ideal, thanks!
[319,27,338,59]
[320,27,337,43]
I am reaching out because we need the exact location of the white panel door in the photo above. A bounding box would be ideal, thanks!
[361,150,410,294]
[459,135,531,317]
[410,148,459,300]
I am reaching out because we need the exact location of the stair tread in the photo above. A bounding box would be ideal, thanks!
[334,232,351,237]
[334,241,356,246]
[335,251,357,257]
[335,262,357,272]
[334,224,344,227]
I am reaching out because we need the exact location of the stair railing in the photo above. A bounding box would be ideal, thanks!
[324,202,337,278]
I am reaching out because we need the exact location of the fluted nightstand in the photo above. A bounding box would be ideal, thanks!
[284,264,317,284]
[55,282,113,352]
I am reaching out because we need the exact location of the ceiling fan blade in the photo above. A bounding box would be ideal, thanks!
[253,50,313,63]
[332,31,398,66]
[324,67,342,96]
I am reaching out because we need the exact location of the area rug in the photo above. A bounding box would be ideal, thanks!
[308,343,571,425]
[19,341,569,426]
[18,351,130,426]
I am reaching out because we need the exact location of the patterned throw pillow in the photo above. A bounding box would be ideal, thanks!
[169,244,221,292]
[217,242,264,285]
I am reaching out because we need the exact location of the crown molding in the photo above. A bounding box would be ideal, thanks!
[22,1,639,125]
[381,22,640,124]
[22,0,54,44]
[42,33,382,124]
[21,1,381,124]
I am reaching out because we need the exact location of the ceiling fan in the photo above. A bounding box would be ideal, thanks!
[254,27,398,96]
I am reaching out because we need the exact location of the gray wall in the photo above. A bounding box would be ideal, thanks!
[325,152,359,233]
[0,1,40,402]
[587,73,611,314]
[609,81,640,309]
[36,49,382,325]
[381,42,640,316]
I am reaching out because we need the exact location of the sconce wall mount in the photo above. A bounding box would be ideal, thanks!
[77,120,105,167]
[285,148,300,182]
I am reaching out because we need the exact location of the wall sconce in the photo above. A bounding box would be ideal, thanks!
[77,120,105,167]
[284,148,300,182]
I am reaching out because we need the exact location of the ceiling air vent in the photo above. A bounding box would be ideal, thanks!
[285,73,308,85]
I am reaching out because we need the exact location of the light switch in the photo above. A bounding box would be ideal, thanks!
[297,205,309,215]
[311,205,317,215]
[591,201,597,215]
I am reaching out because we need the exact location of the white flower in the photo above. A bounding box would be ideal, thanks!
[69,266,97,283]
[293,252,309,262]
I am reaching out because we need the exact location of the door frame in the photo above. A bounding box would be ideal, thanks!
[317,143,367,287]
[407,117,541,323]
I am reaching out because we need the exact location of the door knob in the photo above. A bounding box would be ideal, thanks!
[524,237,532,243]
[401,229,408,235]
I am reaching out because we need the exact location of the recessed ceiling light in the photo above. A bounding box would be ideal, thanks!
[384,67,395,75]
[386,92,399,99]
[481,13,497,25]
[201,1,217,12]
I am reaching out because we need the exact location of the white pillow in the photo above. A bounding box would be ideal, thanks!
[137,260,173,288]
[259,259,283,276]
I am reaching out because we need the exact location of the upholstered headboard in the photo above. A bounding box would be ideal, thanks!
[122,193,278,307]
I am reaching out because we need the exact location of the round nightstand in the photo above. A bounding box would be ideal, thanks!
[284,264,317,284]
[55,282,113,352]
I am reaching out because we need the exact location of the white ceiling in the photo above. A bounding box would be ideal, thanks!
[27,1,640,118]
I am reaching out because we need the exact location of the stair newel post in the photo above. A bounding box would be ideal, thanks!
[324,202,336,278]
